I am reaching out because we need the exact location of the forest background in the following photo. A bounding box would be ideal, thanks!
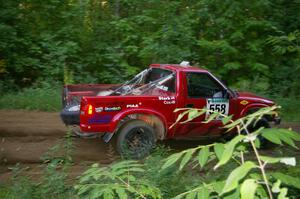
[0,0,299,119]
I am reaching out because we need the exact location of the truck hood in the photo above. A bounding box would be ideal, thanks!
[236,91,274,105]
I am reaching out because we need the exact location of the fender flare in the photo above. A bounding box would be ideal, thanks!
[108,109,168,134]
[240,103,269,117]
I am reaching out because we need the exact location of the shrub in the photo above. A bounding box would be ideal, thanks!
[0,82,61,111]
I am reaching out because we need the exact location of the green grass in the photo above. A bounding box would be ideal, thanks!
[0,170,75,199]
[0,86,61,112]
[0,185,13,199]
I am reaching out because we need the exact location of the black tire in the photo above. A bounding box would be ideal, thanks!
[116,120,156,159]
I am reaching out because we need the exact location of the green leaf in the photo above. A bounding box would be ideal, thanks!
[277,131,297,148]
[261,128,300,148]
[203,112,219,123]
[170,110,190,128]
[187,109,199,121]
[278,188,288,199]
[249,173,262,181]
[261,128,282,145]
[212,181,225,194]
[181,109,206,124]
[256,185,268,198]
[103,188,114,199]
[271,172,300,189]
[197,187,210,199]
[214,143,224,160]
[186,191,197,199]
[110,160,140,172]
[198,146,209,168]
[221,161,257,195]
[162,153,183,170]
[90,187,105,199]
[224,119,241,131]
[222,115,233,125]
[272,180,281,193]
[279,128,300,141]
[174,108,190,113]
[240,179,257,199]
[260,156,282,164]
[223,187,240,199]
[260,156,296,166]
[214,135,245,169]
[287,33,296,41]
[179,150,194,170]
[254,138,261,148]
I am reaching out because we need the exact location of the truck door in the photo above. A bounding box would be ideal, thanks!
[174,72,232,138]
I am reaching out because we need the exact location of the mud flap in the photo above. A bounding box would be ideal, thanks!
[102,132,114,143]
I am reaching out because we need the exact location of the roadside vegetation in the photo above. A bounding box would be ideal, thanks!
[0,83,61,112]
[1,107,300,198]
[274,98,300,122]
[2,145,300,199]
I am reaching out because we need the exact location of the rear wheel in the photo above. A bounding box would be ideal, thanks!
[116,120,156,159]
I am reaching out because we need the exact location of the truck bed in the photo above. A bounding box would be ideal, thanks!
[62,84,120,107]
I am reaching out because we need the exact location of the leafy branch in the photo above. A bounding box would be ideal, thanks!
[162,105,300,199]
[75,160,162,199]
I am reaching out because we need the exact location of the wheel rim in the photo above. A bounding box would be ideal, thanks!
[123,127,152,156]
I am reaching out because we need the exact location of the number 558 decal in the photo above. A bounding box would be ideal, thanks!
[206,98,229,120]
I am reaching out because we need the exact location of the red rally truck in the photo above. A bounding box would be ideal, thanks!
[61,63,280,158]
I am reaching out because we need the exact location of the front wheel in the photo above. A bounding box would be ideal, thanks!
[116,120,156,159]
[248,118,271,148]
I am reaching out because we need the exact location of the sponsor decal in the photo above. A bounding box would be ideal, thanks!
[88,115,112,124]
[95,107,103,113]
[164,100,175,104]
[104,106,121,112]
[206,98,229,120]
[158,96,175,101]
[127,104,138,108]
[126,102,142,108]
[158,96,176,105]
[240,100,249,105]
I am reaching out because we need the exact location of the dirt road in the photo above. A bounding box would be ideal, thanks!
[0,110,299,182]
[0,110,119,182]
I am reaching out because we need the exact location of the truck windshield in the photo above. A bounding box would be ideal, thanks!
[110,68,175,96]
